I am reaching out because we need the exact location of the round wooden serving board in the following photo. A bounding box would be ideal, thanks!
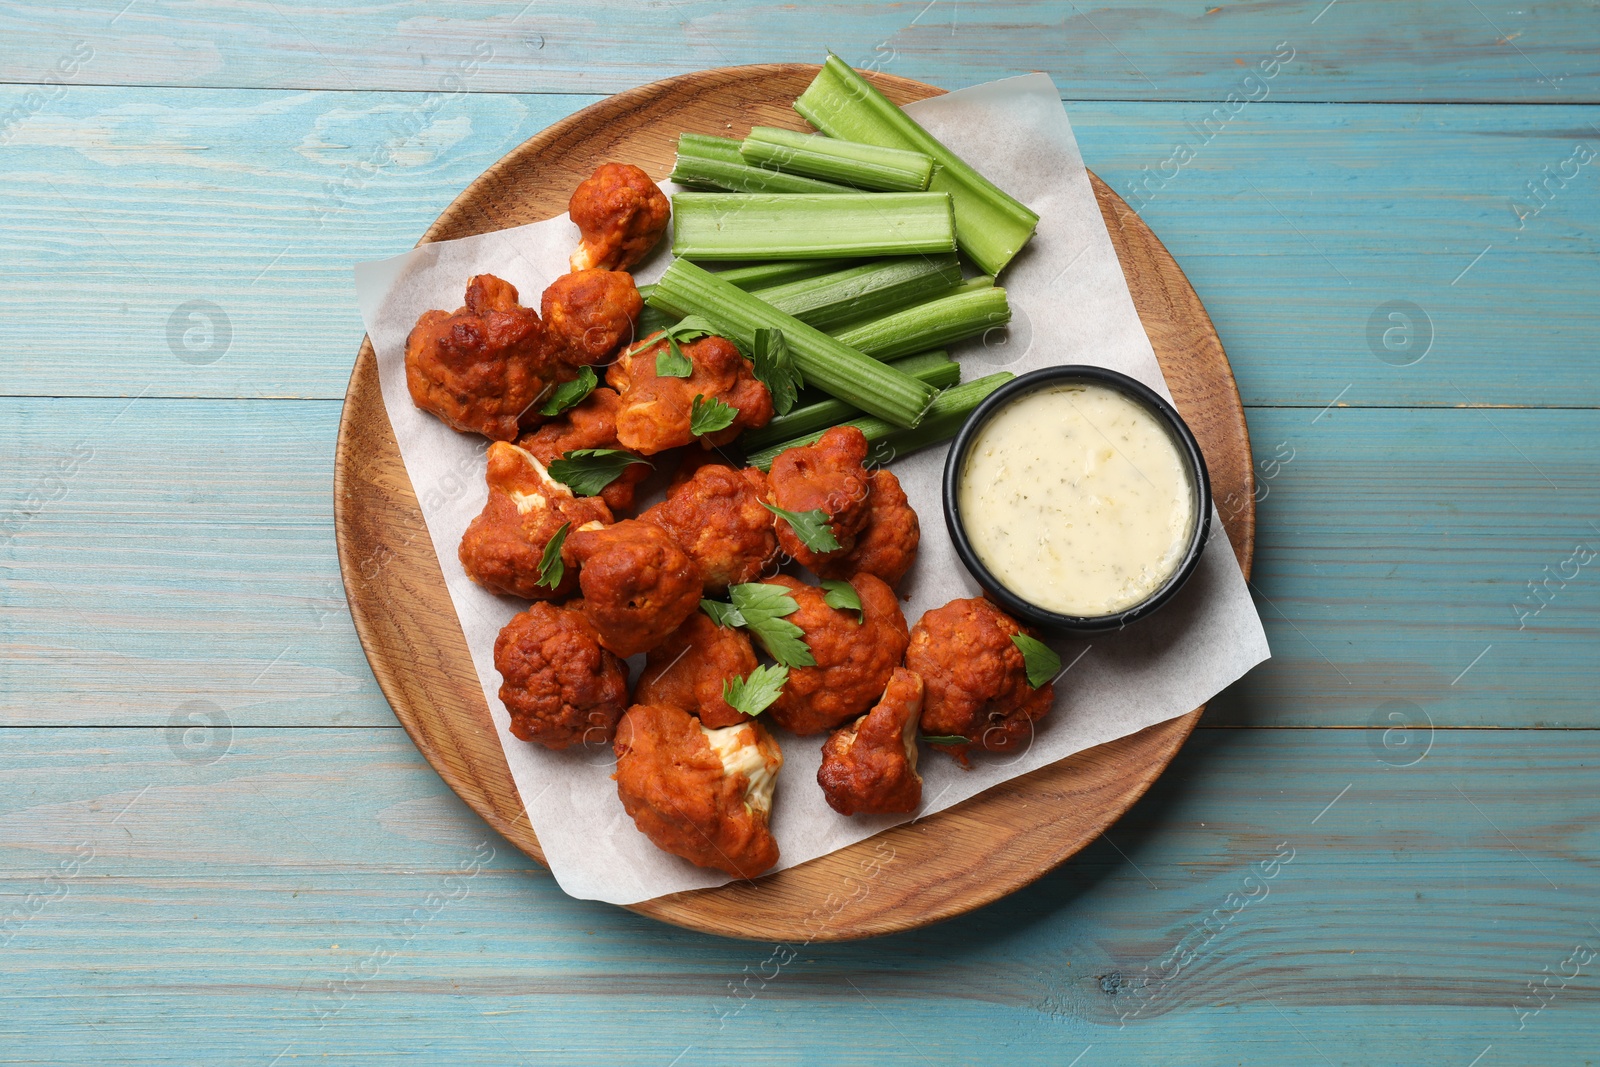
[333,64,1255,941]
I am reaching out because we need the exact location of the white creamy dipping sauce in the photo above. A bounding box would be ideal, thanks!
[958,382,1196,617]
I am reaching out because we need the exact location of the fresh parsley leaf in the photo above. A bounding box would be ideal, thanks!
[1011,633,1062,689]
[751,327,803,416]
[722,664,789,718]
[538,365,597,416]
[536,522,571,590]
[666,315,719,343]
[689,394,739,438]
[547,448,651,497]
[700,598,745,629]
[920,735,971,746]
[760,501,841,554]
[655,335,694,378]
[727,582,815,668]
[819,579,864,622]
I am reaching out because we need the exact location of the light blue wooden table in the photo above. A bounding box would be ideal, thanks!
[3,3,1597,1063]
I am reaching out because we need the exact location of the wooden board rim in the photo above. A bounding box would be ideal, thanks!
[333,63,1255,941]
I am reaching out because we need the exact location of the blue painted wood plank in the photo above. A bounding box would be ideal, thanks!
[1,1,1596,101]
[0,727,1594,1063]
[1,399,1595,728]
[0,88,1596,406]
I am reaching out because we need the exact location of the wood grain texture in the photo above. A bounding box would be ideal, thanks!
[333,64,1253,939]
[3,90,1596,405]
[0,728,1595,1064]
[2,1,1595,101]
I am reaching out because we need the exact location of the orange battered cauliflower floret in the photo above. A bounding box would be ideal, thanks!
[905,597,1055,765]
[818,668,924,816]
[494,602,629,751]
[516,387,650,514]
[565,519,701,658]
[765,425,872,570]
[811,468,920,589]
[763,574,908,736]
[458,441,611,600]
[540,268,643,367]
[569,163,671,272]
[635,611,760,729]
[613,703,782,878]
[641,462,779,593]
[405,273,561,441]
[606,333,773,455]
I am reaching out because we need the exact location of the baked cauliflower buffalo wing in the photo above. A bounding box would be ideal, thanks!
[516,387,650,513]
[569,162,671,272]
[405,274,556,441]
[811,468,920,589]
[606,334,773,454]
[541,268,643,367]
[494,602,629,751]
[764,574,909,736]
[905,597,1055,765]
[765,425,872,570]
[613,703,782,878]
[565,519,701,658]
[817,668,924,816]
[635,611,759,729]
[641,462,778,593]
[458,441,612,600]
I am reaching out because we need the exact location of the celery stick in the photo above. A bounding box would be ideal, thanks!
[739,126,934,191]
[671,133,851,194]
[794,55,1039,276]
[670,192,956,261]
[647,259,935,427]
[713,260,858,289]
[833,286,1011,362]
[747,254,962,331]
[747,373,1014,471]
[742,352,959,451]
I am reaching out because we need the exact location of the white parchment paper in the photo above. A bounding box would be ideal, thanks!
[353,73,1270,905]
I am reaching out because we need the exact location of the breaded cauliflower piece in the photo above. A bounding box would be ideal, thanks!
[606,333,773,454]
[568,162,671,272]
[458,441,611,599]
[494,602,629,751]
[540,268,643,367]
[565,518,701,657]
[641,461,778,593]
[516,387,650,514]
[765,425,872,569]
[817,668,924,816]
[763,574,909,736]
[635,611,760,729]
[810,468,920,589]
[905,597,1054,765]
[613,703,782,878]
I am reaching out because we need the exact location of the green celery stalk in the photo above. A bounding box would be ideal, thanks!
[739,126,934,192]
[742,351,959,451]
[747,372,1015,471]
[747,254,962,332]
[793,55,1039,276]
[833,285,1011,362]
[670,133,852,194]
[670,192,956,261]
[647,259,935,428]
[636,261,857,337]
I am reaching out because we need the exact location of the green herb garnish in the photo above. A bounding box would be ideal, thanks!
[538,366,597,416]
[1011,633,1061,689]
[751,327,802,416]
[701,598,745,629]
[689,394,740,438]
[760,501,841,554]
[536,522,571,590]
[727,582,815,668]
[655,339,693,378]
[722,664,790,718]
[819,579,864,622]
[920,735,970,746]
[547,448,651,497]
